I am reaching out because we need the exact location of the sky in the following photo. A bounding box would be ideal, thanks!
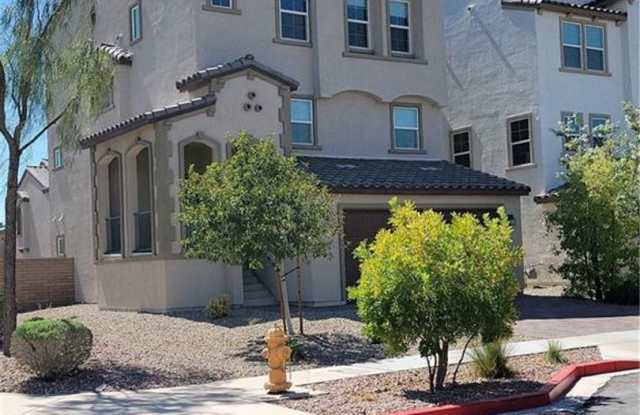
[0,0,49,221]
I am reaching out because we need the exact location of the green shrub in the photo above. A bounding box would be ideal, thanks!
[204,295,231,320]
[11,318,92,379]
[470,340,513,379]
[288,336,305,361]
[545,340,568,364]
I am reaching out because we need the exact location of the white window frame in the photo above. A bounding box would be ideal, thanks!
[279,0,310,43]
[291,98,314,145]
[210,0,232,8]
[392,105,420,150]
[347,0,371,50]
[389,0,412,55]
[130,3,142,43]
[451,128,472,168]
[56,235,66,257]
[53,146,64,169]
[507,114,533,167]
[585,24,606,72]
[561,20,582,70]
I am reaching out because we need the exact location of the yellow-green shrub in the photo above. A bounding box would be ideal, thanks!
[204,295,231,320]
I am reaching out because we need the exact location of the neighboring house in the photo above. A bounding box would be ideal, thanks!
[16,160,54,258]
[49,0,529,313]
[443,0,637,285]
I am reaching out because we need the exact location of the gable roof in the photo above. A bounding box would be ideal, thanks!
[299,156,531,196]
[80,94,217,148]
[502,0,627,20]
[176,54,299,92]
[98,43,134,65]
[19,160,50,193]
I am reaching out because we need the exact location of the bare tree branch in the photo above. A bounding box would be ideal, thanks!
[0,59,12,143]
[19,101,70,153]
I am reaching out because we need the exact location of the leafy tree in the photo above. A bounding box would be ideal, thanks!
[349,200,522,391]
[547,104,640,304]
[179,133,340,334]
[1,0,112,355]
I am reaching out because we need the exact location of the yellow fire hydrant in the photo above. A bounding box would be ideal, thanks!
[262,326,292,394]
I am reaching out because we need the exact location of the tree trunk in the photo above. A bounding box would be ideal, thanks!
[274,265,286,330]
[3,148,20,356]
[297,256,304,336]
[435,342,449,390]
[274,264,294,335]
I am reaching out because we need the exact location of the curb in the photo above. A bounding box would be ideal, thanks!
[390,360,640,415]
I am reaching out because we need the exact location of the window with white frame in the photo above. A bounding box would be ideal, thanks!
[560,111,584,140]
[392,106,420,150]
[291,99,314,145]
[508,115,533,167]
[389,0,411,54]
[130,3,142,43]
[347,0,370,50]
[53,146,64,169]
[56,235,66,257]
[561,20,607,72]
[279,0,309,42]
[451,129,472,168]
[210,0,232,8]
[589,113,610,145]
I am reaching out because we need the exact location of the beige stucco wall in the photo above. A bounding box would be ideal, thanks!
[17,174,52,258]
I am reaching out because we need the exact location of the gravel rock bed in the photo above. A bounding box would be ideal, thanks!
[278,347,601,415]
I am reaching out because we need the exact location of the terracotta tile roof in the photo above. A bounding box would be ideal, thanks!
[176,54,299,92]
[80,94,217,148]
[502,0,627,19]
[98,43,133,65]
[298,156,531,196]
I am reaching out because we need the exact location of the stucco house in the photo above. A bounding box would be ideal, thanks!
[47,0,530,313]
[443,0,638,285]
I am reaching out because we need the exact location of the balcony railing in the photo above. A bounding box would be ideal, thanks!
[105,216,122,255]
[134,210,152,253]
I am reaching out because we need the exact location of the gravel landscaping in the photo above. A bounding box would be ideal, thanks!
[278,347,601,415]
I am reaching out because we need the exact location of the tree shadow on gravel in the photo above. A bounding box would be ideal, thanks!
[236,332,386,367]
[403,379,545,406]
[9,361,231,396]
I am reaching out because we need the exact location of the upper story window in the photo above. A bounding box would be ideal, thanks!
[211,0,232,7]
[507,115,533,167]
[392,106,420,150]
[561,20,607,73]
[130,3,142,44]
[53,146,64,169]
[451,128,472,168]
[389,0,411,54]
[347,0,370,50]
[291,98,314,145]
[279,0,309,42]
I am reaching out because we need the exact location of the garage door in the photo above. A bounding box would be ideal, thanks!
[343,208,499,292]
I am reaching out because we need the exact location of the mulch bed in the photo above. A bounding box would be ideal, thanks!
[277,347,601,415]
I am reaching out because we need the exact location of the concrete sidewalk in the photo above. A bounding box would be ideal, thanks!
[1,330,638,415]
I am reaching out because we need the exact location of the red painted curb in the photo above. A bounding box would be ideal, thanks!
[389,360,640,415]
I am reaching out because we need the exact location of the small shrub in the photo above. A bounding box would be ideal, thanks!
[11,318,92,379]
[288,336,305,361]
[204,295,231,320]
[545,340,568,364]
[470,340,513,379]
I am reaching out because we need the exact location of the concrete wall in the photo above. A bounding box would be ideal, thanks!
[0,258,74,312]
[17,174,52,258]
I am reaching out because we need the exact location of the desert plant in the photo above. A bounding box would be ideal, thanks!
[349,200,522,391]
[11,317,92,379]
[470,340,513,379]
[204,295,231,320]
[545,340,568,364]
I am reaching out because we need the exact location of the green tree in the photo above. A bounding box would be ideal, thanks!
[179,133,340,334]
[349,200,522,391]
[547,104,640,304]
[1,0,112,355]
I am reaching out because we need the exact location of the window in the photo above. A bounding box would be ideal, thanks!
[279,0,309,42]
[53,147,64,169]
[508,115,533,167]
[105,158,122,255]
[347,0,370,50]
[589,114,610,145]
[16,205,22,236]
[291,99,314,145]
[56,235,66,257]
[392,106,420,150]
[389,0,411,54]
[134,148,152,253]
[451,129,472,168]
[183,142,213,178]
[210,0,232,7]
[561,20,607,73]
[560,112,584,139]
[130,3,141,43]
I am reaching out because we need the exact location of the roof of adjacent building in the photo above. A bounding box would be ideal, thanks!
[19,160,50,196]
[176,54,299,92]
[98,43,134,65]
[80,94,217,148]
[534,183,568,203]
[501,0,627,19]
[298,156,531,196]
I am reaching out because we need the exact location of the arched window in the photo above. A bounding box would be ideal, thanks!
[106,158,122,254]
[183,142,213,178]
[134,147,152,253]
